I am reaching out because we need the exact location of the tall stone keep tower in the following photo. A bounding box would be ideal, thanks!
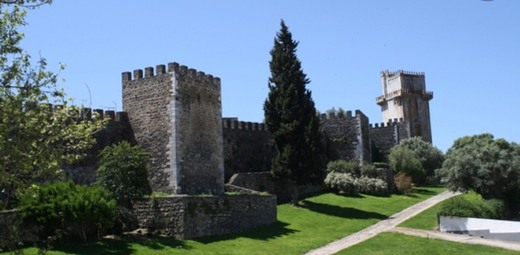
[122,62,224,195]
[376,70,433,143]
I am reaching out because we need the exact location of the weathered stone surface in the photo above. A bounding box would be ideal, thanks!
[122,63,224,195]
[222,118,275,181]
[132,194,277,239]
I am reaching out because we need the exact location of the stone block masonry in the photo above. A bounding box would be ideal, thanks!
[320,110,371,164]
[122,63,224,195]
[132,194,277,239]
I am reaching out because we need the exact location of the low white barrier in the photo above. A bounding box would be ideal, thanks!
[440,216,520,242]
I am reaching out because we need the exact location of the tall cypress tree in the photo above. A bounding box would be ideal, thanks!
[264,20,323,205]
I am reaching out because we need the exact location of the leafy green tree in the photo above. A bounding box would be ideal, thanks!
[264,20,323,205]
[394,137,444,183]
[438,134,520,214]
[97,141,151,207]
[0,1,104,208]
[388,146,424,182]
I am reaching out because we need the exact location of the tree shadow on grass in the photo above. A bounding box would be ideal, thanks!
[301,200,387,220]
[404,187,439,198]
[51,235,189,255]
[196,221,297,244]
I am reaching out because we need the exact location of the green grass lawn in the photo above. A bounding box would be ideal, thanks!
[3,187,444,255]
[399,191,481,230]
[338,232,520,255]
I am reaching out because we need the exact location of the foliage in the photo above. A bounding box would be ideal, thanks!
[0,1,104,209]
[395,137,444,183]
[324,172,358,195]
[355,176,389,196]
[97,141,151,207]
[325,160,389,196]
[437,134,520,214]
[373,162,389,169]
[360,163,378,178]
[325,160,359,175]
[263,20,323,204]
[112,206,138,234]
[388,146,424,182]
[438,196,504,219]
[18,181,115,243]
[394,171,413,194]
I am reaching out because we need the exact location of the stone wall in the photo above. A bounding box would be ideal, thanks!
[122,63,224,194]
[369,120,409,162]
[132,194,277,239]
[222,118,275,181]
[65,110,133,184]
[228,172,325,203]
[320,110,371,163]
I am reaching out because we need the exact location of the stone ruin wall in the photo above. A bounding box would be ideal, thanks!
[369,119,410,162]
[320,110,371,163]
[122,63,224,195]
[63,108,134,184]
[132,194,277,239]
[222,118,275,181]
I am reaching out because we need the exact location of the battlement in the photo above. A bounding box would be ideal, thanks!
[376,89,433,104]
[121,62,221,86]
[320,109,365,120]
[369,118,405,129]
[380,69,425,77]
[222,118,267,131]
[37,104,127,122]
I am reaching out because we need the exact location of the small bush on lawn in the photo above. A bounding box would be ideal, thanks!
[18,181,116,244]
[394,171,413,194]
[360,164,378,178]
[324,172,358,195]
[438,196,504,219]
[356,176,389,196]
[326,160,359,175]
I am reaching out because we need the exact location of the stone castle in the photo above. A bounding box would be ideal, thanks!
[71,62,434,194]
[115,62,432,194]
[62,62,433,238]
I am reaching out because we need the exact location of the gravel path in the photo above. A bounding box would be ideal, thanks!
[304,190,460,255]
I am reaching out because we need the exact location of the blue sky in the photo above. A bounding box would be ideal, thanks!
[20,0,519,152]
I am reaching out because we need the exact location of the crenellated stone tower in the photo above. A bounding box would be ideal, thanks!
[122,62,225,195]
[376,70,433,143]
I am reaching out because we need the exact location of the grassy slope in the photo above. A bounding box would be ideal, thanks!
[4,187,444,255]
[339,232,520,255]
[399,191,481,230]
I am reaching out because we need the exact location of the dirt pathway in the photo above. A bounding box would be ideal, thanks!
[304,190,460,255]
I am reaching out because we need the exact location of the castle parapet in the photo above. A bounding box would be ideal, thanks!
[369,118,405,129]
[222,118,266,132]
[380,69,425,77]
[321,109,366,120]
[122,62,221,87]
[376,88,433,104]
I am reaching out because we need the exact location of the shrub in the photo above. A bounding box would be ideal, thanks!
[356,176,389,196]
[97,141,152,207]
[326,160,359,175]
[394,171,413,194]
[438,196,504,219]
[324,172,358,195]
[112,206,138,234]
[360,164,378,178]
[373,162,389,169]
[18,181,115,243]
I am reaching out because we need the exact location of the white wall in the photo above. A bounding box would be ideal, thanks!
[440,216,520,242]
